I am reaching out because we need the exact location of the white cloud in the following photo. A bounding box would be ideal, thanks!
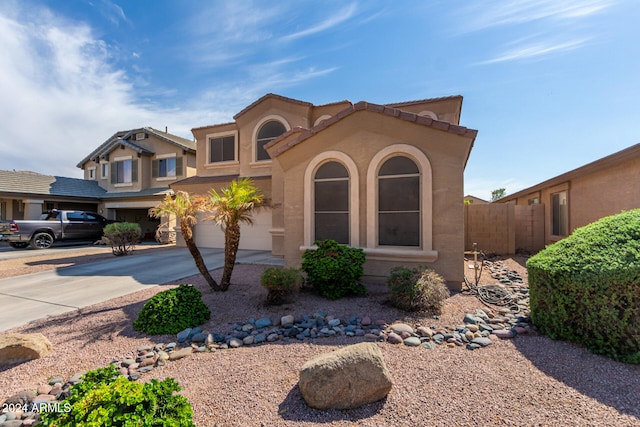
[280,3,358,41]
[477,38,589,64]
[0,4,201,178]
[459,0,613,32]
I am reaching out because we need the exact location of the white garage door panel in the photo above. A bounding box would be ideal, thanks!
[194,211,272,250]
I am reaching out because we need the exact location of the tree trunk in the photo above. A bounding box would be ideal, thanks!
[182,226,221,291]
[220,222,241,291]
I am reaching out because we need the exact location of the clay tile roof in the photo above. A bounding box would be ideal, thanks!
[233,93,313,120]
[384,95,463,107]
[172,174,271,186]
[267,101,478,158]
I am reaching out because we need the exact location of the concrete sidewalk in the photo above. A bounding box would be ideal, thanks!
[0,247,282,332]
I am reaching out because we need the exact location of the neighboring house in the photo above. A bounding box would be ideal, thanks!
[173,93,477,285]
[464,195,489,204]
[496,143,640,247]
[0,170,105,220]
[74,127,197,239]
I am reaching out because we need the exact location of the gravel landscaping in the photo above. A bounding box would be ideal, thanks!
[0,253,639,426]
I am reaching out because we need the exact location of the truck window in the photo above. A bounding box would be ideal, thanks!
[66,212,85,221]
[41,212,61,221]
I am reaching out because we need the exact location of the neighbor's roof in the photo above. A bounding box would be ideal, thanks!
[0,170,106,199]
[172,174,271,186]
[100,187,174,199]
[497,142,640,202]
[77,127,196,168]
[265,101,478,160]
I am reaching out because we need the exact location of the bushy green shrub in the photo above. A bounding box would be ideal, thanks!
[260,266,301,305]
[527,209,640,364]
[103,222,142,256]
[38,365,195,426]
[133,284,210,335]
[301,239,366,300]
[387,266,450,313]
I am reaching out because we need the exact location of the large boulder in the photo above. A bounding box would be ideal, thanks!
[0,333,53,367]
[298,342,393,409]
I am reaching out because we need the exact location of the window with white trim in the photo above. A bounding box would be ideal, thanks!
[111,159,138,184]
[101,162,109,179]
[152,156,182,178]
[378,156,420,246]
[256,120,286,161]
[209,135,235,163]
[314,161,349,244]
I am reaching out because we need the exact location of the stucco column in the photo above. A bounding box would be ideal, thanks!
[23,199,44,220]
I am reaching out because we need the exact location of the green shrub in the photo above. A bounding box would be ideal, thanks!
[38,365,195,426]
[301,239,366,300]
[260,267,301,305]
[133,284,210,335]
[103,222,142,256]
[387,266,450,313]
[527,209,640,364]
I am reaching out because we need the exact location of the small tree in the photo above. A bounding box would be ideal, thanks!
[491,188,506,201]
[150,192,221,291]
[102,222,141,256]
[205,178,266,291]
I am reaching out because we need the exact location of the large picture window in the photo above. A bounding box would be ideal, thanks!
[378,156,420,246]
[209,135,235,163]
[256,120,286,161]
[314,161,349,244]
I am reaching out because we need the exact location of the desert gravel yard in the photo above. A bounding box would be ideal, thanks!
[0,250,638,426]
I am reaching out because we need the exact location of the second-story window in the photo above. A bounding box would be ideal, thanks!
[112,159,138,184]
[256,120,286,161]
[153,157,182,178]
[209,135,235,163]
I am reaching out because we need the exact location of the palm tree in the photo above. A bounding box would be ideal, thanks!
[205,178,266,291]
[150,191,221,291]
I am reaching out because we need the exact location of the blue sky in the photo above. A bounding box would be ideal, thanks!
[0,0,638,200]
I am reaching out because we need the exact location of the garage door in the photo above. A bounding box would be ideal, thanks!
[194,210,272,250]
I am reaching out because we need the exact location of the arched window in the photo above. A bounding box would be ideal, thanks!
[314,161,349,244]
[256,120,286,161]
[378,156,420,246]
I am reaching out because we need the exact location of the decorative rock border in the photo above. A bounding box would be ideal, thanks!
[2,262,532,425]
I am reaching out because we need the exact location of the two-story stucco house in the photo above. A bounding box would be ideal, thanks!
[173,94,477,286]
[77,127,197,239]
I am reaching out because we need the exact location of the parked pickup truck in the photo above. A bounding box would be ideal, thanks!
[0,210,113,249]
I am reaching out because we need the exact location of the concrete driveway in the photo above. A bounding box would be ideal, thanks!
[0,247,282,332]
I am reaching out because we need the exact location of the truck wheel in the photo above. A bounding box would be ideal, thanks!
[31,232,54,249]
[9,242,29,249]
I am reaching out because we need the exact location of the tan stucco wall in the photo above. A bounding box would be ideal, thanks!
[568,156,640,230]
[501,154,640,246]
[270,110,473,286]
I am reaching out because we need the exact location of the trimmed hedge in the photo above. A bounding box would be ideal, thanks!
[134,284,211,335]
[301,240,366,300]
[526,209,640,363]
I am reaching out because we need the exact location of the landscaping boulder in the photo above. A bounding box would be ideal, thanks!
[0,333,53,367]
[298,342,393,409]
